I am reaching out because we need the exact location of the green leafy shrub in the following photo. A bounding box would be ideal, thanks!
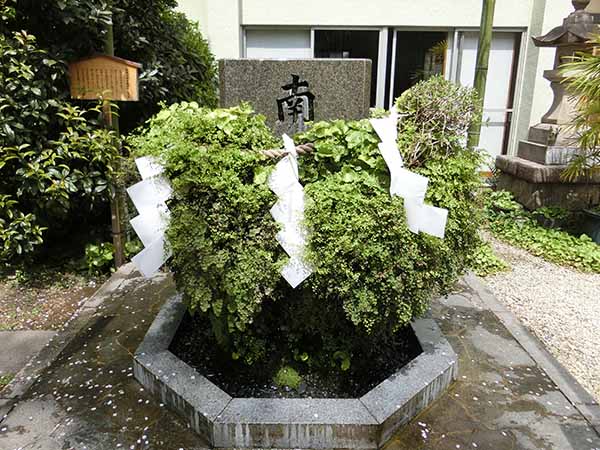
[468,241,509,277]
[484,190,600,272]
[130,77,483,371]
[15,0,218,132]
[0,30,119,263]
[273,366,302,390]
[1,0,217,263]
[85,242,115,274]
[395,75,481,167]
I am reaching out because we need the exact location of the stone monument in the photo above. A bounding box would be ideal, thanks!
[219,59,372,136]
[496,0,600,210]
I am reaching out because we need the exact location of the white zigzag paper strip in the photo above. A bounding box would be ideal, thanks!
[268,134,313,289]
[370,108,448,239]
[128,156,173,278]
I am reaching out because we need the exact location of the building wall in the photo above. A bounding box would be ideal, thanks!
[178,0,584,154]
[178,0,241,58]
[241,0,532,28]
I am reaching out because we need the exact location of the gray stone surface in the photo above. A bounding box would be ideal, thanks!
[0,331,55,375]
[214,399,378,449]
[1,268,599,449]
[496,169,600,210]
[219,59,372,136]
[134,295,457,449]
[134,293,185,355]
[517,140,580,166]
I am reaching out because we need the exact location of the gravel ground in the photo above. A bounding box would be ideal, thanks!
[484,234,600,403]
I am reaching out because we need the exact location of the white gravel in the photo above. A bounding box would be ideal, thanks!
[484,234,600,402]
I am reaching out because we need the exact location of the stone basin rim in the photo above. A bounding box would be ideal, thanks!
[133,293,458,450]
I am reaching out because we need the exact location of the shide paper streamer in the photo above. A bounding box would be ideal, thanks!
[127,157,173,278]
[370,108,448,239]
[268,134,313,288]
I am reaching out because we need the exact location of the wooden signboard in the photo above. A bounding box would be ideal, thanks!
[69,55,141,102]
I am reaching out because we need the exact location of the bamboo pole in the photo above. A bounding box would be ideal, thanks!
[103,15,126,268]
[468,0,497,149]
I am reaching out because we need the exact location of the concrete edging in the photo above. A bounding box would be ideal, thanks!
[133,295,459,449]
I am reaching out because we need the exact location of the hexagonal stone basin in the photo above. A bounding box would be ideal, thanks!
[133,294,458,449]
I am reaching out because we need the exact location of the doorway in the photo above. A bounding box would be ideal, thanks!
[389,31,449,104]
[456,31,522,157]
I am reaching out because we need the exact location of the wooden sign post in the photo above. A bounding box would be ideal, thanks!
[69,51,141,269]
[69,55,141,102]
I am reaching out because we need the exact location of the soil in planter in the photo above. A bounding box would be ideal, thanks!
[169,312,422,399]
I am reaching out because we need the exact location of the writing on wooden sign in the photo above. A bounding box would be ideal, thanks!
[69,55,141,102]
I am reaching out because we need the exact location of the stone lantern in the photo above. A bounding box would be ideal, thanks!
[496,0,600,210]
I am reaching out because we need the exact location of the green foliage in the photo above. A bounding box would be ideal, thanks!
[468,241,509,277]
[395,75,481,167]
[132,78,483,371]
[298,115,483,359]
[0,30,119,263]
[533,206,570,221]
[125,239,143,258]
[484,191,600,272]
[561,35,600,180]
[129,103,281,365]
[0,194,44,260]
[15,0,218,132]
[0,373,14,390]
[273,366,302,390]
[85,241,114,274]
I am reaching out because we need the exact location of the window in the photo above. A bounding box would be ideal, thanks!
[245,29,311,59]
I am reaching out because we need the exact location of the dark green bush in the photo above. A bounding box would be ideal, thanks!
[484,190,600,272]
[0,29,119,262]
[1,0,217,263]
[15,0,218,132]
[130,77,483,371]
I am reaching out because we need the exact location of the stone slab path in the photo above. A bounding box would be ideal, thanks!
[0,265,599,450]
[0,331,55,376]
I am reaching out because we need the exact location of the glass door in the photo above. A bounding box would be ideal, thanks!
[388,31,450,105]
[455,31,522,157]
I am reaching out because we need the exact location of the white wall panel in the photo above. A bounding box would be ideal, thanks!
[242,0,533,28]
[246,29,312,59]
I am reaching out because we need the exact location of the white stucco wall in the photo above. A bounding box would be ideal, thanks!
[241,0,533,28]
[178,0,241,59]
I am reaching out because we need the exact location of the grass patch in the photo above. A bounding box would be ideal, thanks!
[469,241,510,277]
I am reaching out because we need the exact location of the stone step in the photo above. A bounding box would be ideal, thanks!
[528,124,558,145]
[517,140,579,165]
[496,155,600,184]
